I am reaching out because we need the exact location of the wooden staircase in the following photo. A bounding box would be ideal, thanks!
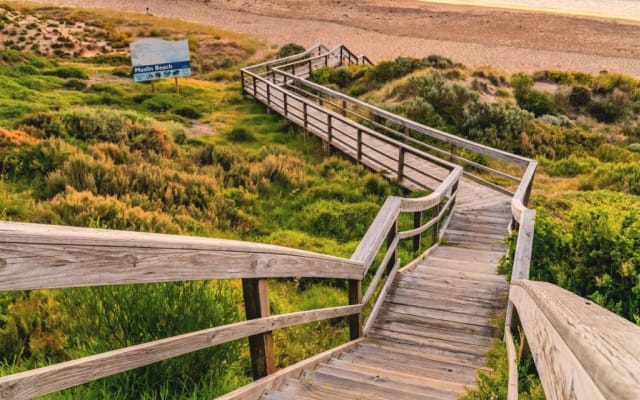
[256,177,509,399]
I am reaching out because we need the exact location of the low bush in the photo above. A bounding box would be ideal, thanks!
[278,43,305,58]
[539,154,599,177]
[44,66,88,79]
[589,100,626,123]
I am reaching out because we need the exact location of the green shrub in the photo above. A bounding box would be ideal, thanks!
[580,163,640,194]
[228,127,255,142]
[111,67,130,78]
[515,89,557,117]
[589,101,626,123]
[298,200,380,242]
[540,154,599,177]
[278,43,305,58]
[594,144,634,163]
[569,86,591,108]
[62,78,87,90]
[174,106,202,119]
[44,66,88,79]
[422,54,457,69]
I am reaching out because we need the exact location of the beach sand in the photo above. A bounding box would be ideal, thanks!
[24,0,640,76]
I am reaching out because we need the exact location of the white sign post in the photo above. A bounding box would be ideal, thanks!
[130,38,192,92]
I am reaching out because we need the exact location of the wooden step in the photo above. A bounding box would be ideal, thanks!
[261,389,316,400]
[388,286,506,310]
[394,275,508,297]
[385,293,502,318]
[393,280,508,303]
[318,360,463,397]
[417,257,499,275]
[430,246,504,263]
[278,377,367,400]
[379,309,498,338]
[403,269,508,287]
[368,331,488,366]
[293,369,444,400]
[369,327,490,358]
[412,263,507,282]
[340,347,478,385]
[373,319,494,347]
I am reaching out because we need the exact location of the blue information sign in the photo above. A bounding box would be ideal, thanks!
[130,39,192,82]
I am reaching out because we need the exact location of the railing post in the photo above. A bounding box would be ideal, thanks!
[327,114,333,154]
[291,65,295,76]
[308,60,312,77]
[357,129,363,161]
[242,278,275,380]
[432,202,441,245]
[340,46,344,66]
[341,99,347,117]
[324,54,328,67]
[413,211,422,252]
[387,220,398,270]
[252,75,257,97]
[348,279,362,339]
[303,102,308,131]
[450,143,456,163]
[266,84,271,111]
[240,70,245,93]
[284,92,288,117]
[397,148,405,182]
[524,170,536,206]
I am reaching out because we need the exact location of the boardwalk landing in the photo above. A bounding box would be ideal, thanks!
[258,181,510,399]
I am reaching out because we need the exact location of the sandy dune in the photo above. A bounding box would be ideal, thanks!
[25,0,640,76]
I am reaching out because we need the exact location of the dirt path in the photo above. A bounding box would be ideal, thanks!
[24,0,640,76]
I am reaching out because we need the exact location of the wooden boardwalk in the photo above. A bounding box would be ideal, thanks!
[242,46,511,399]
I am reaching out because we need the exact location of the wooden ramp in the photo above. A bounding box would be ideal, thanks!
[259,179,509,399]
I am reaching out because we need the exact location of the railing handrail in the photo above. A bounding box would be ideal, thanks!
[509,280,640,400]
[269,67,532,167]
[0,221,366,292]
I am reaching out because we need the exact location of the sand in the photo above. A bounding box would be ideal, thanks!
[23,0,640,76]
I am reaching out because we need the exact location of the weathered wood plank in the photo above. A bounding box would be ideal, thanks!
[260,389,316,400]
[0,305,362,400]
[351,197,401,269]
[386,294,502,318]
[373,320,492,347]
[367,332,488,366]
[243,278,275,379]
[0,222,364,291]
[512,280,640,400]
[511,208,535,281]
[298,368,449,400]
[320,359,465,395]
[339,349,477,385]
[504,328,519,400]
[393,280,507,303]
